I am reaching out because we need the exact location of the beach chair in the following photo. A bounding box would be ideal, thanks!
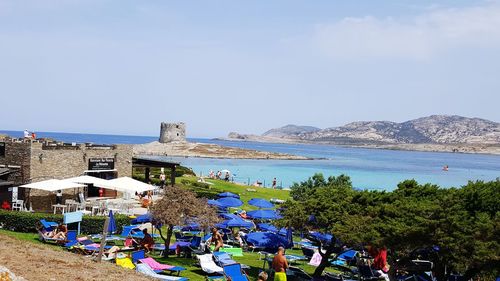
[136,264,188,281]
[185,236,204,257]
[39,219,58,232]
[174,231,192,242]
[116,256,135,269]
[138,257,186,276]
[222,263,249,281]
[197,254,224,275]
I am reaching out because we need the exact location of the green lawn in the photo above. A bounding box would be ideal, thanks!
[177,176,290,210]
[0,177,333,280]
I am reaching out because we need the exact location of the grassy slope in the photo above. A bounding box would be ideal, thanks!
[0,178,331,281]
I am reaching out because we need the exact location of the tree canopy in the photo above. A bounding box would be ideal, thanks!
[150,185,220,256]
[281,174,500,279]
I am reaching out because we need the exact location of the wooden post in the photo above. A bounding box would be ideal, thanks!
[145,167,150,183]
[171,165,176,187]
[96,216,110,262]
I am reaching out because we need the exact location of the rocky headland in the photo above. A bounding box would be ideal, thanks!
[223,115,500,155]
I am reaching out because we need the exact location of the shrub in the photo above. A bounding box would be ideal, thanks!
[0,210,131,234]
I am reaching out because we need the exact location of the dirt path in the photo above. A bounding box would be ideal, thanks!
[0,234,153,281]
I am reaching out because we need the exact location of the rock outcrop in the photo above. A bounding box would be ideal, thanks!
[225,115,500,154]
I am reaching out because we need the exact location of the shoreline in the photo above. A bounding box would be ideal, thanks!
[133,141,312,160]
[217,137,500,156]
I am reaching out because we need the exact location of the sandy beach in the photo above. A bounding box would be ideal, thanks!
[133,141,310,159]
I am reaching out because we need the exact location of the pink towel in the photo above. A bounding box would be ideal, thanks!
[309,252,322,266]
[139,257,174,270]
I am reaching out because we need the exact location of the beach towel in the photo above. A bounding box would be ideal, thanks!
[116,257,135,269]
[138,257,174,271]
[275,272,287,281]
[309,252,322,266]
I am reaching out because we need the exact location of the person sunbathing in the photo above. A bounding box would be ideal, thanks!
[140,229,155,252]
[49,224,68,240]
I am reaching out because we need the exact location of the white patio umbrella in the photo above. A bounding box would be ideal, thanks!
[106,177,155,194]
[62,175,112,189]
[21,179,85,192]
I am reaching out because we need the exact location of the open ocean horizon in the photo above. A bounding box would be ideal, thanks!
[1,130,499,190]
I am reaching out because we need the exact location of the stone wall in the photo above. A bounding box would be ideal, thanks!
[30,143,133,181]
[0,140,31,185]
[159,122,186,143]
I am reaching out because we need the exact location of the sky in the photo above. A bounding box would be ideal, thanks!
[0,0,499,138]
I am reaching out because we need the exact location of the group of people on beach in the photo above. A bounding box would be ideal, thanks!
[208,170,230,181]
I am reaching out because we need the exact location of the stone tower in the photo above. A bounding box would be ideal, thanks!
[159,122,186,143]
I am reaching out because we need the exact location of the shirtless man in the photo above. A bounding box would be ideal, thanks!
[272,246,289,281]
[207,227,224,252]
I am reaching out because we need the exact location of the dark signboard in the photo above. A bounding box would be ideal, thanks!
[0,142,5,157]
[88,158,114,170]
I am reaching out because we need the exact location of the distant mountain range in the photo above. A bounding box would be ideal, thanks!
[227,115,500,146]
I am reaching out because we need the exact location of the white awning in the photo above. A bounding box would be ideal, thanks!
[83,169,117,173]
[106,177,155,193]
[21,179,85,192]
[62,175,113,189]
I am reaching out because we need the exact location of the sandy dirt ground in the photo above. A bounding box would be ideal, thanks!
[0,234,153,281]
[133,141,310,159]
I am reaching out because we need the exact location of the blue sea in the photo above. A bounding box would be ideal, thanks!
[1,130,499,190]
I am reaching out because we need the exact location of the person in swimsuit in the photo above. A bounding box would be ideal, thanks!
[207,227,224,252]
[272,246,289,281]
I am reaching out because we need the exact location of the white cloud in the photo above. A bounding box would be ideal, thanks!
[314,3,500,60]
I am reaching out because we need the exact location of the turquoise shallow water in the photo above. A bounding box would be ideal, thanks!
[1,130,498,190]
[165,139,500,190]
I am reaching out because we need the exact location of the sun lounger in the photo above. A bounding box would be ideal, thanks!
[139,257,186,276]
[197,254,224,275]
[213,252,250,270]
[116,256,135,269]
[219,247,243,257]
[222,263,249,281]
[136,264,188,281]
[39,229,77,244]
[39,219,58,232]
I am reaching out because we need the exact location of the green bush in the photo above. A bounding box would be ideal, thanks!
[0,210,131,234]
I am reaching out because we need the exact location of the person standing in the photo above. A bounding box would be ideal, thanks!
[159,173,166,188]
[272,178,277,189]
[207,227,223,252]
[272,246,289,281]
[56,190,63,205]
[23,129,30,139]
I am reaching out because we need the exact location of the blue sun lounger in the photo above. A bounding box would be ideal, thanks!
[223,263,249,281]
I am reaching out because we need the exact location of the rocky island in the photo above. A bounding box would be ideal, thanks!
[223,115,500,155]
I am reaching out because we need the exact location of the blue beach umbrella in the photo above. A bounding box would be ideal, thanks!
[208,199,225,208]
[247,209,282,220]
[248,198,274,209]
[108,210,116,234]
[218,192,240,199]
[216,197,243,208]
[309,232,334,244]
[131,213,153,224]
[257,223,279,233]
[217,217,255,229]
[246,232,293,252]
